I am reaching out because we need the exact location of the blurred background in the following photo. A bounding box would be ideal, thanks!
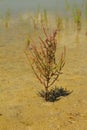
[0,0,84,16]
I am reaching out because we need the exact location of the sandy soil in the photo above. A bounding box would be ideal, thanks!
[0,19,87,130]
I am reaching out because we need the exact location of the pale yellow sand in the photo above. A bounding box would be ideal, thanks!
[0,18,87,130]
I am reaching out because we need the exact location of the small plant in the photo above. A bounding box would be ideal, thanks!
[25,27,66,101]
[31,15,38,30]
[56,16,63,32]
[85,2,87,22]
[31,9,48,31]
[42,9,48,27]
[72,7,82,31]
[4,9,11,29]
[65,0,70,12]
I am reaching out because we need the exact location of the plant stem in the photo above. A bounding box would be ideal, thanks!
[45,87,49,101]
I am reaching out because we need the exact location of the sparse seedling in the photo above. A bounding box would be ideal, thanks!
[72,7,82,31]
[25,27,66,101]
[56,16,63,32]
[85,2,87,22]
[42,9,48,27]
[31,9,48,31]
[4,9,11,29]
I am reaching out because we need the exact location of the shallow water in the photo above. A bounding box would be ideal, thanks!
[0,0,84,16]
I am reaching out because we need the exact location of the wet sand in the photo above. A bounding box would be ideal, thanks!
[0,17,87,130]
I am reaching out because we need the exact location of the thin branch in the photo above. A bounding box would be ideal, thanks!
[31,64,46,86]
[48,74,59,87]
